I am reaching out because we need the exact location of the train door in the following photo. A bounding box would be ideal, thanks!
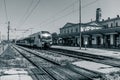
[34,35,39,47]
[30,37,34,46]
[37,34,42,47]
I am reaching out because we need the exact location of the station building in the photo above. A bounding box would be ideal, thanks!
[59,8,120,48]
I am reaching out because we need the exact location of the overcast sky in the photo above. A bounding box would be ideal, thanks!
[0,0,120,40]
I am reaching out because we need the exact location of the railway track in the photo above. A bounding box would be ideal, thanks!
[46,48,120,67]
[12,45,96,80]
[30,68,52,80]
[14,45,120,80]
[15,44,120,80]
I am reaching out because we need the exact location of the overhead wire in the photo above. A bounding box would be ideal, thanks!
[4,0,8,22]
[17,0,34,27]
[23,0,78,28]
[19,0,40,27]
[82,0,98,8]
[39,0,99,27]
[39,0,78,25]
[21,0,99,31]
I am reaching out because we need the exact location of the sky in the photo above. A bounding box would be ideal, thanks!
[0,0,120,40]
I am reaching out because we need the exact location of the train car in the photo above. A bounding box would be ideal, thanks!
[16,37,31,47]
[16,31,52,48]
[30,31,52,48]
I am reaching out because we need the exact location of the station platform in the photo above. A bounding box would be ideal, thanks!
[0,68,32,80]
[51,45,120,59]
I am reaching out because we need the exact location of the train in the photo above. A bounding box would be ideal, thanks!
[16,31,52,48]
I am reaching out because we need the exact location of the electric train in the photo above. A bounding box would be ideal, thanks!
[16,31,52,48]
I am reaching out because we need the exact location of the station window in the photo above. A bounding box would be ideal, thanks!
[76,28,78,32]
[64,30,66,34]
[60,30,62,34]
[111,23,113,27]
[116,22,118,27]
[71,29,73,33]
[106,24,108,27]
[67,29,69,33]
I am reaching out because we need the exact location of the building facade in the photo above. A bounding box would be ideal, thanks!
[59,8,120,48]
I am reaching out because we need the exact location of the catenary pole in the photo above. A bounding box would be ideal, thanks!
[8,21,10,43]
[79,0,82,49]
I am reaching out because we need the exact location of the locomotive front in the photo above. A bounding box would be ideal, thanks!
[41,31,52,48]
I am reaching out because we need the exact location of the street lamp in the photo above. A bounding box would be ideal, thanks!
[79,0,82,49]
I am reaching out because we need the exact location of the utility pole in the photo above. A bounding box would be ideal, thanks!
[8,21,10,43]
[0,32,2,43]
[79,0,82,49]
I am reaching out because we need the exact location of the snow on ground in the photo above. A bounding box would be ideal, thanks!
[72,61,120,74]
[0,68,33,80]
[52,46,120,59]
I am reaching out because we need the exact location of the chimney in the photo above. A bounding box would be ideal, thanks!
[96,8,102,22]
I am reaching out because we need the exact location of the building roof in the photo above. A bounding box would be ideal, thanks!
[82,27,120,35]
[100,16,120,23]
[83,21,103,27]
[61,23,77,29]
[61,21,103,29]
[60,27,120,37]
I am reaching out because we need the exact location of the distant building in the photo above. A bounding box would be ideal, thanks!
[59,8,120,48]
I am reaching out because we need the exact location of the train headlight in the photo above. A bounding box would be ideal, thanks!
[43,34,49,37]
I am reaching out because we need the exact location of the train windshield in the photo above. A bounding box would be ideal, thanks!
[42,36,51,40]
[41,31,50,34]
[41,31,51,39]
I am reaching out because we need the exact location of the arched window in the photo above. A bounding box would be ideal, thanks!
[76,28,78,32]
